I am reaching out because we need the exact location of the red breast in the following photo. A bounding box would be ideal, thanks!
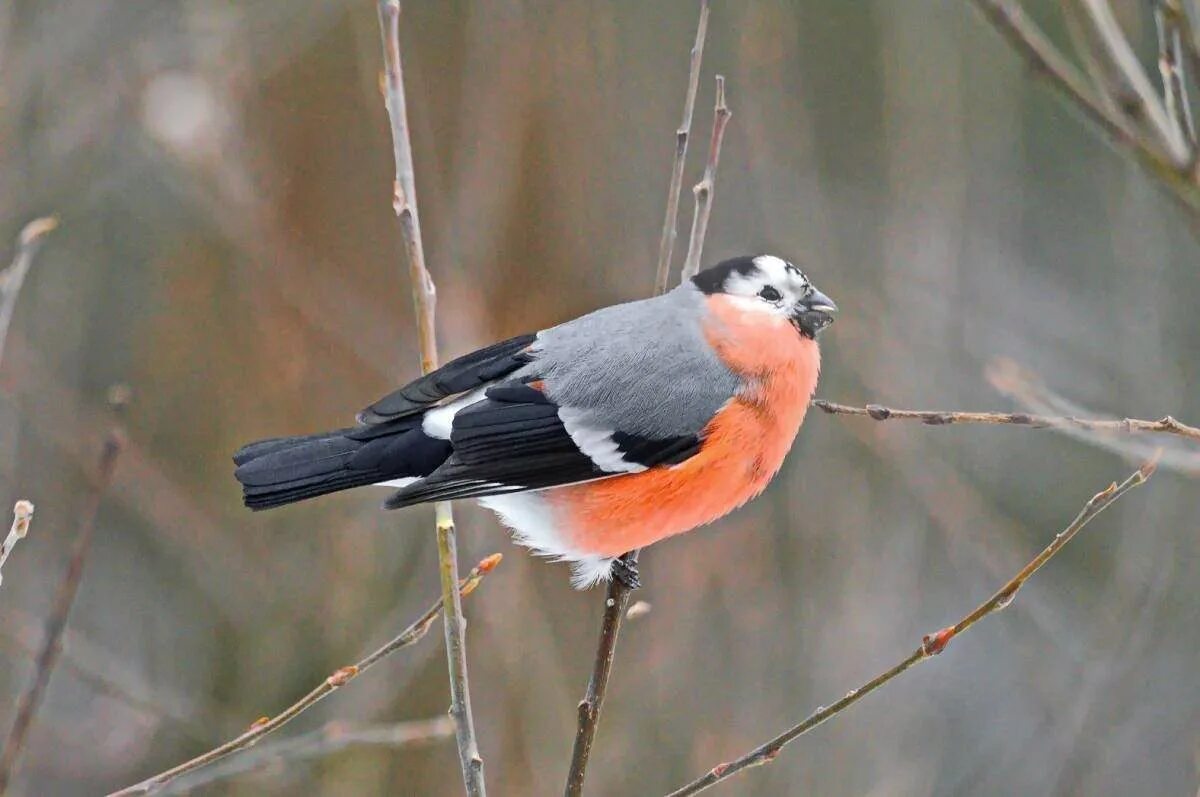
[550,293,822,557]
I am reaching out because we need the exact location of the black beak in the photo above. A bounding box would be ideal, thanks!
[793,288,837,338]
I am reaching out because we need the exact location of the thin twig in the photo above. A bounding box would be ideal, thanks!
[969,0,1200,221]
[0,501,33,589]
[0,431,123,795]
[375,2,486,794]
[107,554,502,797]
[654,0,710,294]
[665,460,1157,796]
[150,718,455,796]
[1076,0,1192,163]
[680,76,731,281]
[0,217,57,372]
[564,7,717,796]
[811,399,1200,442]
[1155,0,1197,144]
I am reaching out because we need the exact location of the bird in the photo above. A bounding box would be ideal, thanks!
[233,255,836,589]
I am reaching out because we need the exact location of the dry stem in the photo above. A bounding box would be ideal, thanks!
[812,399,1200,443]
[0,217,57,372]
[680,76,731,281]
[0,501,34,589]
[375,2,485,794]
[665,460,1156,796]
[107,554,501,797]
[565,6,716,796]
[1155,0,1197,144]
[0,431,122,794]
[654,0,710,294]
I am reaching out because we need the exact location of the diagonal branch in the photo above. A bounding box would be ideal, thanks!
[811,399,1200,442]
[0,430,123,795]
[665,460,1157,796]
[565,5,717,797]
[375,2,486,794]
[654,0,710,294]
[680,76,732,281]
[150,719,456,796]
[0,217,57,372]
[1154,0,1197,144]
[107,554,501,797]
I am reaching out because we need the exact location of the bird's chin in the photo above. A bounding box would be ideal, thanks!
[791,311,834,339]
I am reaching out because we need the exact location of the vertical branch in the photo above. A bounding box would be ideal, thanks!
[654,0,710,294]
[374,3,485,795]
[1155,0,1196,144]
[565,7,720,797]
[0,431,122,794]
[0,218,57,372]
[680,76,732,281]
[0,501,34,589]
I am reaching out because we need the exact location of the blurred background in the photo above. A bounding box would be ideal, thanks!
[2,0,1199,794]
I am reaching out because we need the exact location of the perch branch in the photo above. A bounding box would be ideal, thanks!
[654,0,710,293]
[665,460,1157,796]
[565,7,719,796]
[0,431,122,795]
[150,718,455,796]
[0,217,57,372]
[811,399,1200,443]
[107,554,501,797]
[375,2,485,794]
[0,501,33,589]
[680,76,731,281]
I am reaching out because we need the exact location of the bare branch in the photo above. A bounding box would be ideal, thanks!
[0,431,122,795]
[680,76,732,281]
[566,8,724,796]
[0,501,33,590]
[375,2,485,793]
[654,0,710,294]
[107,554,502,797]
[151,719,454,796]
[0,217,57,372]
[811,399,1200,442]
[1154,0,1196,144]
[969,0,1200,221]
[665,461,1157,796]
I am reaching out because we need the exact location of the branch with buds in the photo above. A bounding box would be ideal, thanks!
[108,554,501,797]
[0,502,34,589]
[665,459,1157,796]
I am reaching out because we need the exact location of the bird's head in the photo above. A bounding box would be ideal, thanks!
[691,255,837,339]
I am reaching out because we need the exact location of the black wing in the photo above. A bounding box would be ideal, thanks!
[383,383,700,508]
[357,333,538,424]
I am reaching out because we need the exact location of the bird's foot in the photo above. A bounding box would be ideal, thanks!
[611,556,641,590]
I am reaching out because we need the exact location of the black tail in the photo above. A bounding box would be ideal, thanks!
[233,418,452,510]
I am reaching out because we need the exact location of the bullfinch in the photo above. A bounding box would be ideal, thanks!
[233,255,836,588]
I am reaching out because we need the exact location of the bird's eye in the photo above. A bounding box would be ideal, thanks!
[759,286,783,302]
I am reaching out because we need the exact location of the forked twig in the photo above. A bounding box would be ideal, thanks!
[565,5,717,796]
[665,461,1156,796]
[0,431,123,794]
[654,0,710,293]
[107,555,501,797]
[375,2,485,793]
[680,76,731,281]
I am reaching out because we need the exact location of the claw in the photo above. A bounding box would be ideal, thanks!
[611,556,641,590]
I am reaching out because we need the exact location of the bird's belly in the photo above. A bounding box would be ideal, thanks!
[548,394,808,557]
